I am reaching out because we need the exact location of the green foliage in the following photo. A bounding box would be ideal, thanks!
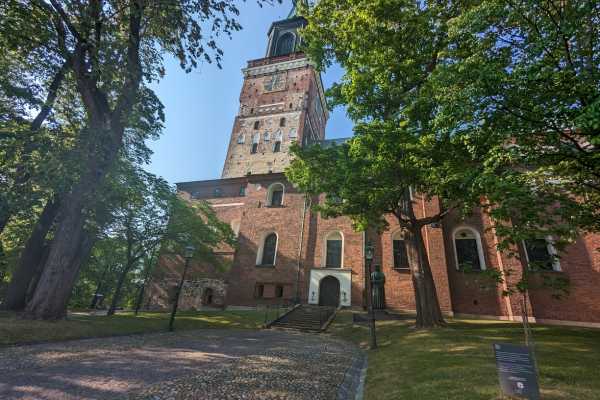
[439,0,600,235]
[293,0,487,224]
[69,161,236,310]
[294,0,588,300]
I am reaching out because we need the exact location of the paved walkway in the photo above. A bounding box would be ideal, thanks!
[0,330,361,400]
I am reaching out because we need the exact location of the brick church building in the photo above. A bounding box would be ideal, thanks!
[146,6,600,328]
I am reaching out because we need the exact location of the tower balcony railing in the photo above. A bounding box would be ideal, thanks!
[246,52,307,68]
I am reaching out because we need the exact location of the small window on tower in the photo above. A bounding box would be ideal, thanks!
[251,143,258,154]
[263,132,270,142]
[237,134,245,144]
[273,141,281,152]
[280,117,286,127]
[254,121,260,130]
[289,128,297,140]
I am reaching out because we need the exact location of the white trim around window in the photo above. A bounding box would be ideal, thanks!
[266,182,285,206]
[522,236,561,272]
[452,226,487,271]
[322,231,344,269]
[256,231,278,266]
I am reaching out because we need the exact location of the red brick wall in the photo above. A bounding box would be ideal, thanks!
[147,175,600,325]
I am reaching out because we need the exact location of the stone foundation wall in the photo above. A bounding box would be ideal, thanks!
[144,278,227,311]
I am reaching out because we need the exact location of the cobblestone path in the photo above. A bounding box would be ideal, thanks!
[0,329,361,400]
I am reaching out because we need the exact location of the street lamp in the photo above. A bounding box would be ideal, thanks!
[364,241,377,349]
[169,244,195,332]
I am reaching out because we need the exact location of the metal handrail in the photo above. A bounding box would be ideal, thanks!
[262,301,293,326]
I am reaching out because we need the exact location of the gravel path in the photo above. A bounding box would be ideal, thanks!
[0,329,362,400]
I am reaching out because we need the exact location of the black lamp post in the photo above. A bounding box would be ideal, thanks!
[168,244,195,332]
[364,241,377,349]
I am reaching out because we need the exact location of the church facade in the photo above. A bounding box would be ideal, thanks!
[146,10,600,327]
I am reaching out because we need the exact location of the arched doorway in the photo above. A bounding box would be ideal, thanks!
[202,288,214,306]
[275,32,295,56]
[319,276,340,307]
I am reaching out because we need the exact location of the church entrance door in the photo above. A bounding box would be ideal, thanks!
[319,276,340,307]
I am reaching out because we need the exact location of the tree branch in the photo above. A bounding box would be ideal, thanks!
[48,0,85,43]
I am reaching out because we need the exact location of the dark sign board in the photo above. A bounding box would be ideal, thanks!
[493,343,540,400]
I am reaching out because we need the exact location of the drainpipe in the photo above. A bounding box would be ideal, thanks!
[295,195,310,304]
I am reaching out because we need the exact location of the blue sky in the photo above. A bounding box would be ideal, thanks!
[147,0,354,184]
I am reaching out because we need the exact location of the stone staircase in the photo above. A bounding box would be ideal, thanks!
[268,304,337,332]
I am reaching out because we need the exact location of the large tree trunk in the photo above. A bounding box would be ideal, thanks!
[402,202,445,329]
[24,184,94,319]
[405,225,446,328]
[2,196,60,311]
[22,2,143,320]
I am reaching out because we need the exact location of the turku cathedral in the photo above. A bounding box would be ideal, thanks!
[146,4,600,327]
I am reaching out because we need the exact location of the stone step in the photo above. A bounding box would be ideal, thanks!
[268,304,336,332]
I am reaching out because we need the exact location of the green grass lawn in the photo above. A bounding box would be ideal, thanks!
[0,310,265,346]
[328,311,600,400]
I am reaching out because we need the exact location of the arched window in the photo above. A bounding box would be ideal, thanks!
[324,231,343,268]
[263,132,270,142]
[280,117,286,127]
[523,237,560,271]
[258,233,278,266]
[254,120,260,130]
[273,130,282,152]
[275,32,295,56]
[267,183,284,207]
[251,133,259,154]
[202,288,213,305]
[237,134,245,144]
[453,227,486,271]
[392,231,409,270]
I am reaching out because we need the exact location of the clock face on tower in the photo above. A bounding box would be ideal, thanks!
[263,72,287,92]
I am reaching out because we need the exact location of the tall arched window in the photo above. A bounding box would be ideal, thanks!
[275,32,295,56]
[453,227,486,271]
[259,233,278,266]
[273,130,282,153]
[267,182,284,207]
[251,133,259,154]
[392,231,409,270]
[325,231,343,268]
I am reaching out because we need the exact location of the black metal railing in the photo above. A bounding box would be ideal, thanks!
[262,301,293,326]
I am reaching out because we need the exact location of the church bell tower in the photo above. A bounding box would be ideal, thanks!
[221,1,328,178]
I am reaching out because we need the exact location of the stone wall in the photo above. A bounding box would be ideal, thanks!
[145,278,227,311]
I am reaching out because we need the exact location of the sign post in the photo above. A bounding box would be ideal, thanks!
[493,343,540,400]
